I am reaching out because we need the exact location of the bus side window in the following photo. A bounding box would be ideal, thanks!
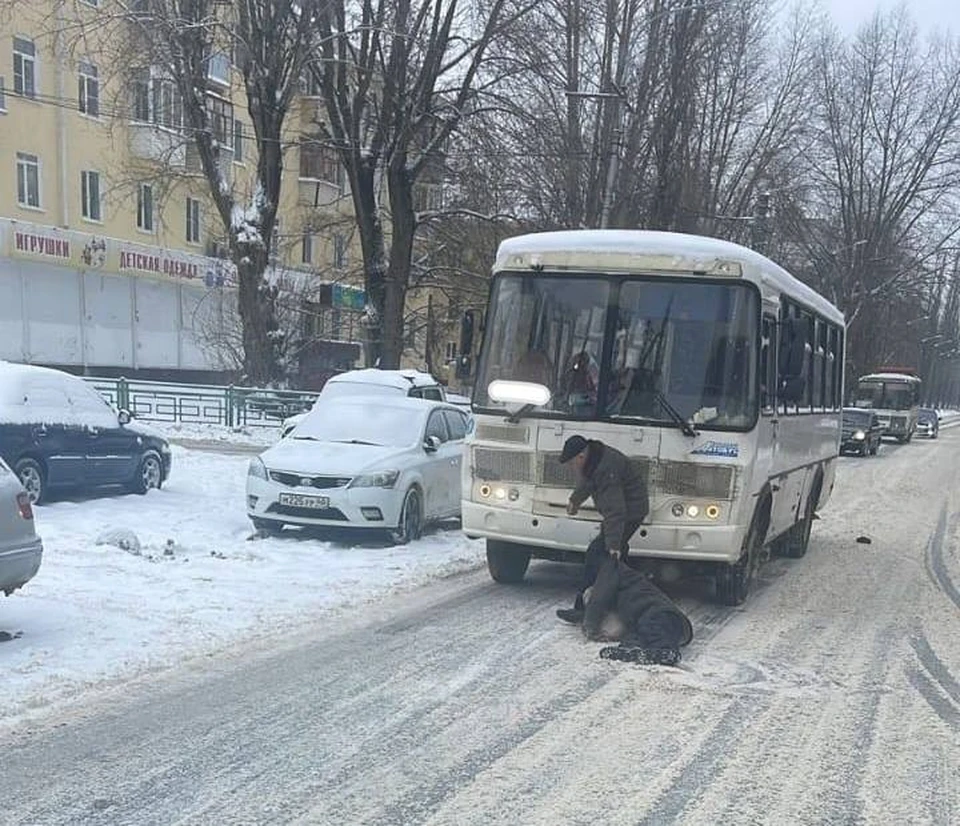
[761,316,776,414]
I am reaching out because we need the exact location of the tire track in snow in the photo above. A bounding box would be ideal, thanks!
[924,503,960,611]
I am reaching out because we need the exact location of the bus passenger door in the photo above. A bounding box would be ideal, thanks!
[757,314,784,539]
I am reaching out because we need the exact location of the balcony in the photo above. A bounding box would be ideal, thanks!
[300,96,323,128]
[128,122,187,166]
[299,178,343,207]
[206,53,231,90]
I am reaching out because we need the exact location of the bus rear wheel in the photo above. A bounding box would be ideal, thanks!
[486,540,531,584]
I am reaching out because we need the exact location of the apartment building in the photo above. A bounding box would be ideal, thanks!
[0,0,365,385]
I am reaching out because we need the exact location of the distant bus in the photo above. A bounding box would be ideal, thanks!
[460,230,845,606]
[853,371,921,441]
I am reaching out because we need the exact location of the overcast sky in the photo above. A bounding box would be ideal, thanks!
[826,0,960,36]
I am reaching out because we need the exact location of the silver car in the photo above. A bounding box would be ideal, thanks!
[0,457,42,596]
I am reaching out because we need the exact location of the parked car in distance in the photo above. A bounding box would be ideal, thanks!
[249,396,470,542]
[280,369,448,438]
[0,457,42,596]
[0,362,172,503]
[840,407,883,456]
[916,407,940,439]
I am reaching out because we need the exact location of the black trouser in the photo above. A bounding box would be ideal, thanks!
[580,520,642,594]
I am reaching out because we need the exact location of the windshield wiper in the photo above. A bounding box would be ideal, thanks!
[331,439,382,446]
[653,391,698,438]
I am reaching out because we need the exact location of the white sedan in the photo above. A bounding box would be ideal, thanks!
[246,396,470,542]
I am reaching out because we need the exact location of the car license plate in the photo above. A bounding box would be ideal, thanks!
[279,492,329,509]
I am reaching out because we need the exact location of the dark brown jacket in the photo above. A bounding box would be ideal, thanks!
[569,441,649,552]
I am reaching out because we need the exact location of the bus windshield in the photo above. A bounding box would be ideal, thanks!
[855,380,917,411]
[474,273,759,430]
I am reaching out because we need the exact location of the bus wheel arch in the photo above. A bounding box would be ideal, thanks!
[486,539,532,584]
[781,468,823,560]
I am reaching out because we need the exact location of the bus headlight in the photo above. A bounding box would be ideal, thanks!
[671,503,685,518]
[705,504,721,520]
[479,484,491,498]
[494,487,507,500]
[853,430,865,441]
[686,505,700,518]
[507,488,520,502]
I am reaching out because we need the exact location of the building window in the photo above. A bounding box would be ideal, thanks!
[206,94,233,146]
[186,197,201,243]
[131,69,183,130]
[299,137,341,186]
[333,233,347,270]
[301,232,313,264]
[233,120,243,161]
[81,170,101,221]
[137,183,154,231]
[78,61,99,117]
[13,36,36,99]
[445,342,457,361]
[16,152,40,208]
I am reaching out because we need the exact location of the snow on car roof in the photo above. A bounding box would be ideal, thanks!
[495,229,845,325]
[326,368,441,391]
[0,360,114,426]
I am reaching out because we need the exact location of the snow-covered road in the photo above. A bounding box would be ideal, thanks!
[3,429,960,825]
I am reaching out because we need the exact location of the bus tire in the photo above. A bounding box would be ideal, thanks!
[486,540,531,584]
[715,505,766,606]
[782,475,822,559]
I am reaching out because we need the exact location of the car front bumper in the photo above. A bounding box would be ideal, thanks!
[840,437,868,452]
[246,476,404,528]
[1,536,43,595]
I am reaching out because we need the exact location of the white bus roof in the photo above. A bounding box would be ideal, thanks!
[859,372,921,383]
[495,230,845,325]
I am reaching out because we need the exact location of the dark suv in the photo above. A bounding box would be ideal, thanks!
[840,408,883,456]
[0,362,172,503]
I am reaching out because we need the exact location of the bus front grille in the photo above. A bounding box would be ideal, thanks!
[475,424,530,444]
[654,461,736,499]
[538,452,735,500]
[473,448,534,483]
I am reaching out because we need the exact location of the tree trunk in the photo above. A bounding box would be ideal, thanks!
[234,242,280,386]
[380,162,418,369]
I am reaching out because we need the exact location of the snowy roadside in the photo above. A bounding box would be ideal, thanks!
[1,445,485,727]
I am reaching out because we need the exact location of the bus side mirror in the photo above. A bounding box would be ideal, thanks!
[457,310,477,380]
[460,311,475,358]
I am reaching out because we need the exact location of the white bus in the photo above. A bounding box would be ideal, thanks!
[460,230,846,605]
[853,371,921,442]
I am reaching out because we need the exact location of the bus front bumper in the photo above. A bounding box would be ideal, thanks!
[462,501,746,565]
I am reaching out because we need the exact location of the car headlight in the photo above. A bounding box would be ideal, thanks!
[349,470,400,489]
[248,457,269,480]
[853,430,865,440]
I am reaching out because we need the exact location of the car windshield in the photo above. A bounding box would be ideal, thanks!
[291,402,424,447]
[842,410,871,426]
[918,408,936,421]
[474,273,758,430]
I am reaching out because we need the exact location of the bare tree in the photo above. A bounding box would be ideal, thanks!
[84,0,316,385]
[785,10,960,374]
[309,0,532,368]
